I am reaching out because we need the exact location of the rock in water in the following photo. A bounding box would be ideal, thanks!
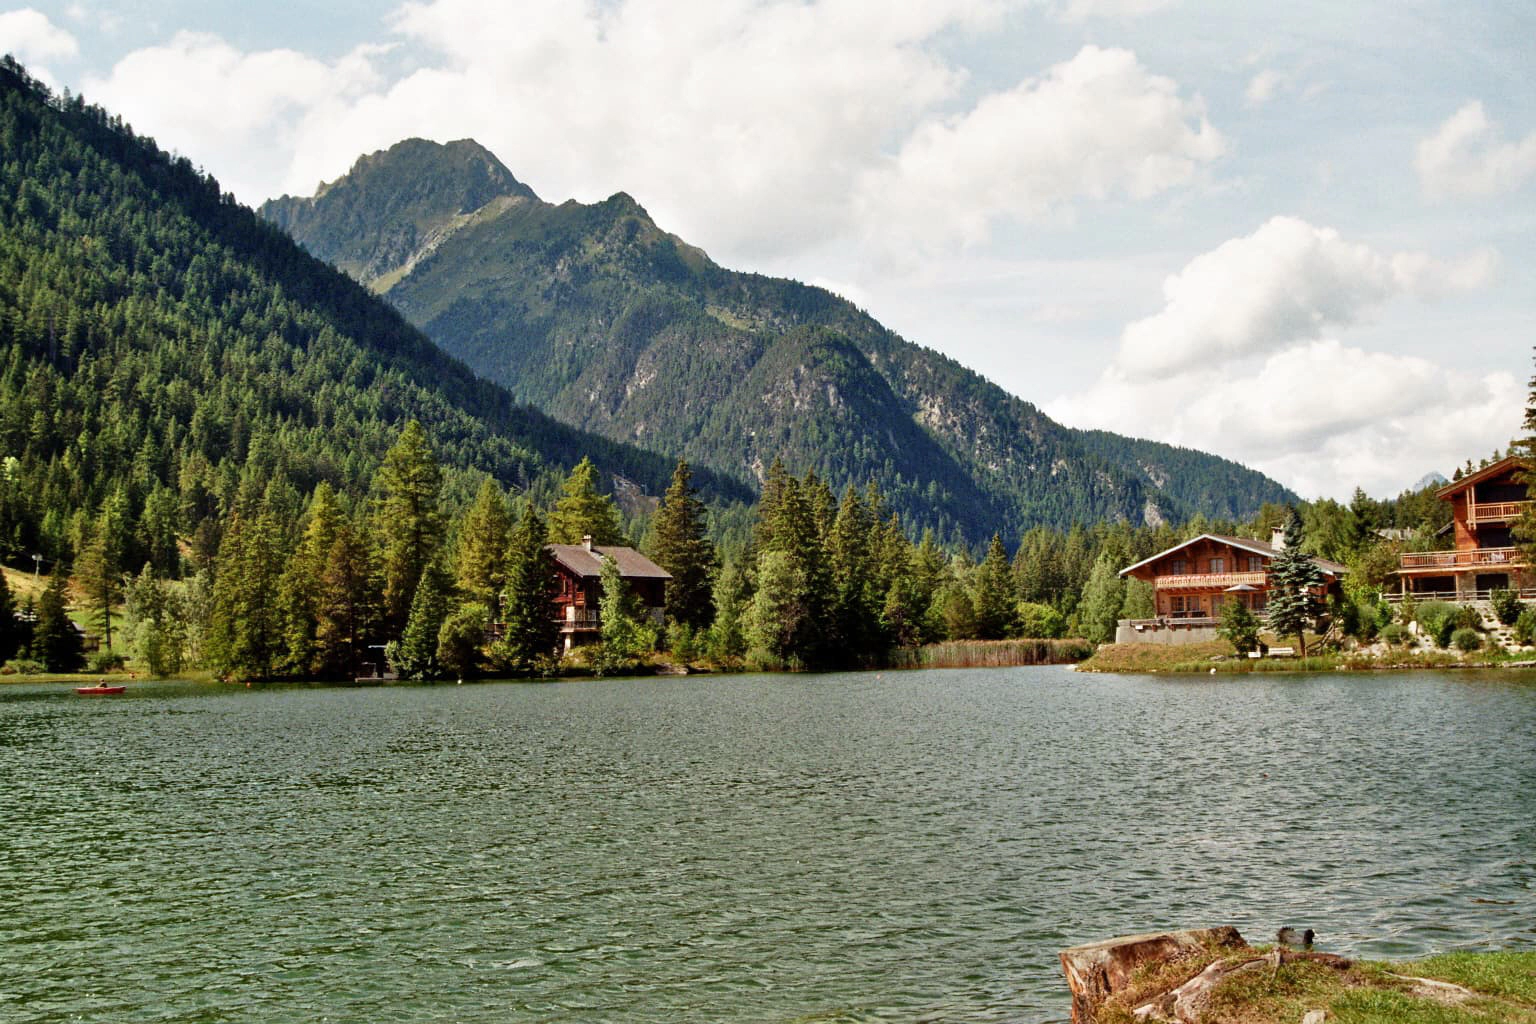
[1058,927,1245,1023]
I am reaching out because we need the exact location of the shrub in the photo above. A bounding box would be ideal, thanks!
[1014,601,1066,639]
[1491,588,1523,626]
[2,658,46,675]
[667,620,699,663]
[1415,601,1462,648]
[1376,602,1397,630]
[90,651,126,673]
[1451,627,1482,653]
[1514,608,1536,646]
[1378,623,1406,646]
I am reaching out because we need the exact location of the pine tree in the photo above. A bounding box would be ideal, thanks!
[973,533,1016,640]
[1266,509,1326,657]
[388,561,451,680]
[828,486,879,661]
[593,554,649,675]
[276,483,342,677]
[437,602,490,679]
[74,512,123,651]
[315,521,378,679]
[547,456,624,545]
[207,507,285,680]
[376,420,444,635]
[123,565,188,677]
[705,562,749,665]
[495,502,559,674]
[33,570,84,672]
[453,478,512,614]
[1077,549,1126,645]
[0,565,19,663]
[650,460,717,630]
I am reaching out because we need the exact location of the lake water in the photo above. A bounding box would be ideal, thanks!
[2,667,1533,1023]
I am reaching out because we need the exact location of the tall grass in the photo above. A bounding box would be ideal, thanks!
[887,638,1092,670]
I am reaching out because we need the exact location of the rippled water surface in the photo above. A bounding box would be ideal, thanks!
[2,668,1534,1022]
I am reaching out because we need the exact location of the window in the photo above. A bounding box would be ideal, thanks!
[1170,558,1187,574]
[1209,557,1224,573]
[1248,556,1263,572]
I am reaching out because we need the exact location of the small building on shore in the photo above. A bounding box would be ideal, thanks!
[1115,532,1346,645]
[548,536,670,652]
[1395,455,1534,601]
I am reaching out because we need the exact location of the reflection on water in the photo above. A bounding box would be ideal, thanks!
[1,668,1533,1022]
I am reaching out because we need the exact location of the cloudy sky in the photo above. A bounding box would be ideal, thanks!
[4,1,1533,500]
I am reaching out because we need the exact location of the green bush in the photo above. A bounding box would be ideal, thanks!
[90,651,126,673]
[2,658,46,675]
[1491,588,1523,626]
[1451,627,1482,653]
[1514,608,1536,646]
[1014,601,1066,639]
[1378,623,1406,646]
[1415,601,1468,648]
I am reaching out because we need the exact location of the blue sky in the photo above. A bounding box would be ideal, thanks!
[4,1,1533,500]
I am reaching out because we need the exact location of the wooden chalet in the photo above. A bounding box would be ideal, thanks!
[1396,456,1533,601]
[1116,532,1346,644]
[548,536,671,651]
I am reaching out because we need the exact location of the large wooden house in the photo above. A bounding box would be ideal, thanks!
[548,537,671,651]
[1116,532,1346,644]
[1396,456,1533,600]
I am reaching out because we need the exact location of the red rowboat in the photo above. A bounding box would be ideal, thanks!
[75,684,126,695]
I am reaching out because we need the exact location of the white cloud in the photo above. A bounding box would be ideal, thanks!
[1056,0,1176,20]
[856,45,1223,252]
[1416,101,1536,199]
[1049,339,1522,499]
[0,7,78,84]
[84,32,387,201]
[1115,217,1495,379]
[77,4,1219,263]
[1244,68,1282,105]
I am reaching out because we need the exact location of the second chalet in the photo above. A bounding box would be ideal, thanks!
[1116,531,1346,645]
[1395,455,1533,601]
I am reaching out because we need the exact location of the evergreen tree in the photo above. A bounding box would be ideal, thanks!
[745,550,810,668]
[651,460,717,629]
[828,486,880,661]
[123,565,188,677]
[0,568,17,663]
[276,483,342,677]
[1122,577,1156,620]
[1217,596,1261,655]
[495,503,559,674]
[453,478,512,614]
[972,533,1016,640]
[1077,550,1126,645]
[376,420,444,634]
[705,562,749,665]
[1266,509,1326,657]
[388,561,451,680]
[314,521,378,678]
[593,554,651,675]
[548,456,624,545]
[74,512,123,651]
[33,570,84,672]
[437,602,490,679]
[207,507,285,680]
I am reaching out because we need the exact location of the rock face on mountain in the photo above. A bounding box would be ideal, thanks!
[262,139,1296,542]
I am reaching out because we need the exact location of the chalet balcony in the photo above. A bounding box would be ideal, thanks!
[1398,547,1525,571]
[554,608,602,630]
[1153,571,1267,590]
[1469,500,1532,525]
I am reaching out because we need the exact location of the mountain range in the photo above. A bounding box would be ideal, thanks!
[262,139,1297,542]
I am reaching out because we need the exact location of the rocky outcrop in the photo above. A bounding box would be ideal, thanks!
[1059,927,1245,1023]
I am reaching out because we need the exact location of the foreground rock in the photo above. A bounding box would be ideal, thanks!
[1059,928,1245,1023]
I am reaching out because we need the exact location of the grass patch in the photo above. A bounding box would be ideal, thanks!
[887,638,1092,670]
[1077,641,1235,673]
[1094,950,1536,1024]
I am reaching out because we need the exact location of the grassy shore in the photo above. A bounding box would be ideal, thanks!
[1097,947,1536,1024]
[886,638,1093,670]
[1077,639,1536,674]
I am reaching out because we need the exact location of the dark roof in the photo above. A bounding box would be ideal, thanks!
[1119,532,1348,577]
[1436,455,1524,499]
[547,543,672,580]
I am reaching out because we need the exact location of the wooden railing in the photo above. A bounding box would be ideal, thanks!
[1470,500,1531,524]
[1154,571,1267,590]
[555,608,602,628]
[1398,547,1524,570]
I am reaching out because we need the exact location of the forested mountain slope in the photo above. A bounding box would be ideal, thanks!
[263,138,1297,542]
[0,60,750,571]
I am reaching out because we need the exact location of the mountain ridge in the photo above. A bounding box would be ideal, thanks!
[260,137,1299,542]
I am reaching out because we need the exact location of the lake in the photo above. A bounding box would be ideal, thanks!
[2,667,1533,1022]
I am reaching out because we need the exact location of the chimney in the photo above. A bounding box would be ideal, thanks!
[1271,526,1285,551]
[582,534,593,552]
